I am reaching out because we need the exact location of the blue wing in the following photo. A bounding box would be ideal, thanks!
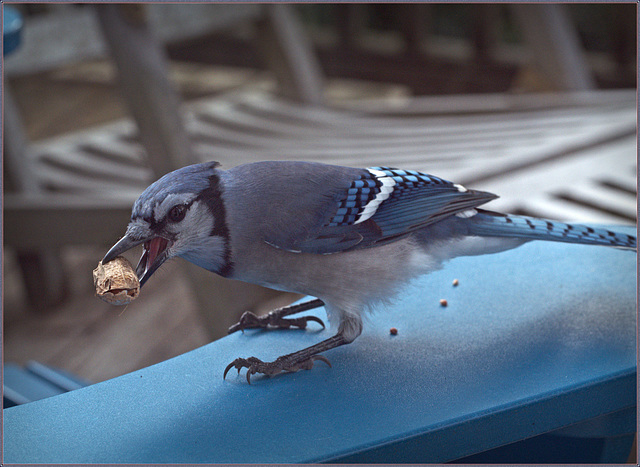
[287,167,498,254]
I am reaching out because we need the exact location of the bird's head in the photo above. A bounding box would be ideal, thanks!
[102,161,231,287]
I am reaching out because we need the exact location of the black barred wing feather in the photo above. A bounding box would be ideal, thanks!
[291,167,498,254]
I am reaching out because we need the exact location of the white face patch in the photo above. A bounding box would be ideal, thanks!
[180,234,227,272]
[354,168,397,224]
[153,193,199,222]
[164,200,216,254]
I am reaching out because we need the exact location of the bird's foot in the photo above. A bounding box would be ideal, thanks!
[228,310,325,334]
[223,354,331,384]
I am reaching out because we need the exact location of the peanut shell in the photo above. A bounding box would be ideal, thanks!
[93,256,140,306]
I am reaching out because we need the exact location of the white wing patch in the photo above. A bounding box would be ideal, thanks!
[354,168,397,224]
[456,209,477,219]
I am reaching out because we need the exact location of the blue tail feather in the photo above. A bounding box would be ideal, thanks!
[467,210,636,250]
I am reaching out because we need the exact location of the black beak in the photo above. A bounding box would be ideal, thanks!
[102,234,146,264]
[103,234,171,288]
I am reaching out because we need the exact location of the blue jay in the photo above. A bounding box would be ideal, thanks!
[102,161,636,382]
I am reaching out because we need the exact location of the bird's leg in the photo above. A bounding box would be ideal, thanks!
[224,332,348,383]
[228,298,325,334]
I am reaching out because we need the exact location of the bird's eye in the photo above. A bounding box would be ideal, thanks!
[167,204,188,223]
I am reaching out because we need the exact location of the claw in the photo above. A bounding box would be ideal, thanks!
[223,353,331,383]
[223,357,255,380]
[228,311,325,334]
[295,355,331,371]
[228,311,261,334]
[306,316,326,329]
[312,355,331,368]
[279,315,325,330]
[223,360,236,379]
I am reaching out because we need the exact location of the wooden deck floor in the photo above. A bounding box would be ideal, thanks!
[3,67,206,383]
